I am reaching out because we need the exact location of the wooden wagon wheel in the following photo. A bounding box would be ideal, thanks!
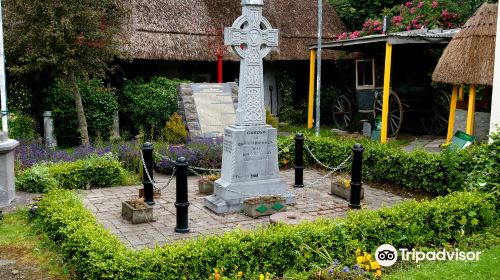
[373,90,403,137]
[420,90,450,135]
[332,94,353,130]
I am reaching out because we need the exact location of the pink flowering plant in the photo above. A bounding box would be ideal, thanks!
[337,0,464,41]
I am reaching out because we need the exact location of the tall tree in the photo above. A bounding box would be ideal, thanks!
[4,0,128,144]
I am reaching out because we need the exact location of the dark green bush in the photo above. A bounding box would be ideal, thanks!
[278,136,474,194]
[16,154,127,192]
[4,112,39,141]
[119,77,187,139]
[465,131,500,197]
[37,190,498,279]
[46,78,118,146]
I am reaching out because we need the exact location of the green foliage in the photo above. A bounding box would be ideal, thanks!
[278,136,474,194]
[119,77,187,139]
[15,164,58,193]
[16,154,127,192]
[329,0,406,30]
[36,190,498,279]
[46,78,118,146]
[266,108,279,128]
[163,112,188,144]
[7,80,32,113]
[5,112,39,141]
[277,71,296,123]
[465,132,500,197]
[4,0,128,78]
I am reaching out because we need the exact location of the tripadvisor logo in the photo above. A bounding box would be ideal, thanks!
[375,244,482,266]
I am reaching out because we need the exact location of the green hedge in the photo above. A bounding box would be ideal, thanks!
[37,190,498,279]
[278,136,474,194]
[16,154,127,192]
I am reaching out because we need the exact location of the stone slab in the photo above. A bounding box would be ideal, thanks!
[0,136,18,208]
[191,83,236,137]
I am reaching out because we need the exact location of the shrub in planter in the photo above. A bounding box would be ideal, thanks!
[198,174,220,194]
[122,198,154,224]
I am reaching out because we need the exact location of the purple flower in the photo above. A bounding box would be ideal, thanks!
[328,269,334,275]
[342,266,350,273]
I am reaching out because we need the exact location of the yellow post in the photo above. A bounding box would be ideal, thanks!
[446,85,458,143]
[381,42,393,143]
[466,84,476,135]
[458,84,464,101]
[307,49,316,129]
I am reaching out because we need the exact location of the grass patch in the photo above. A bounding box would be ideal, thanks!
[0,209,71,279]
[383,246,500,280]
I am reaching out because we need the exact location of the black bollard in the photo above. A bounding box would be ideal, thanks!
[142,142,155,205]
[349,143,364,209]
[175,157,190,233]
[294,133,304,188]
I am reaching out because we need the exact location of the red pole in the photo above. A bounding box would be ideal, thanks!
[217,54,223,83]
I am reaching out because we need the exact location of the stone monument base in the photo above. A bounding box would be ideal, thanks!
[205,179,296,214]
[204,124,295,214]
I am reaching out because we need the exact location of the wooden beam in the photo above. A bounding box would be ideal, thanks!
[446,85,458,143]
[307,49,316,129]
[381,42,393,143]
[459,84,464,101]
[466,84,476,135]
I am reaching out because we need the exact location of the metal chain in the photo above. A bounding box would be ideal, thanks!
[304,143,349,171]
[189,166,221,172]
[140,151,155,185]
[158,168,176,192]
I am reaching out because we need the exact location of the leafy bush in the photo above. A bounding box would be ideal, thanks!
[465,131,500,197]
[15,164,58,193]
[278,136,474,194]
[46,78,118,146]
[119,77,187,139]
[162,112,188,144]
[36,190,498,279]
[16,154,127,192]
[5,112,39,141]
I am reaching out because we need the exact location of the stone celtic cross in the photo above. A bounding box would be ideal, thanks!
[225,0,278,126]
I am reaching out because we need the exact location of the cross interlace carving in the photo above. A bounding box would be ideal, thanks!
[225,2,278,126]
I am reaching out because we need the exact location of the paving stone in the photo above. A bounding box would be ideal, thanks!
[84,169,409,249]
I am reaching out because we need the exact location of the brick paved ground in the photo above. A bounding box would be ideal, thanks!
[83,169,409,249]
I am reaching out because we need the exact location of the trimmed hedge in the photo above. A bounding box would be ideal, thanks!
[16,154,127,192]
[278,136,474,194]
[37,190,498,279]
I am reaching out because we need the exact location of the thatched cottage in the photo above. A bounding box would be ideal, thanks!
[121,0,345,114]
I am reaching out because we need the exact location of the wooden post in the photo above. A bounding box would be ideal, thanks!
[466,84,476,135]
[307,49,316,129]
[381,42,393,143]
[446,85,458,143]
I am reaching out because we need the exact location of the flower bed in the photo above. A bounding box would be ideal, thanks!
[36,189,498,279]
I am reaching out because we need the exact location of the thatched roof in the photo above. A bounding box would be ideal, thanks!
[124,0,345,61]
[432,3,497,86]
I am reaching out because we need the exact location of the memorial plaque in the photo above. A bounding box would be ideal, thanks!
[191,83,236,137]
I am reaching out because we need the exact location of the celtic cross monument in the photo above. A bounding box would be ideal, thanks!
[205,0,295,213]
